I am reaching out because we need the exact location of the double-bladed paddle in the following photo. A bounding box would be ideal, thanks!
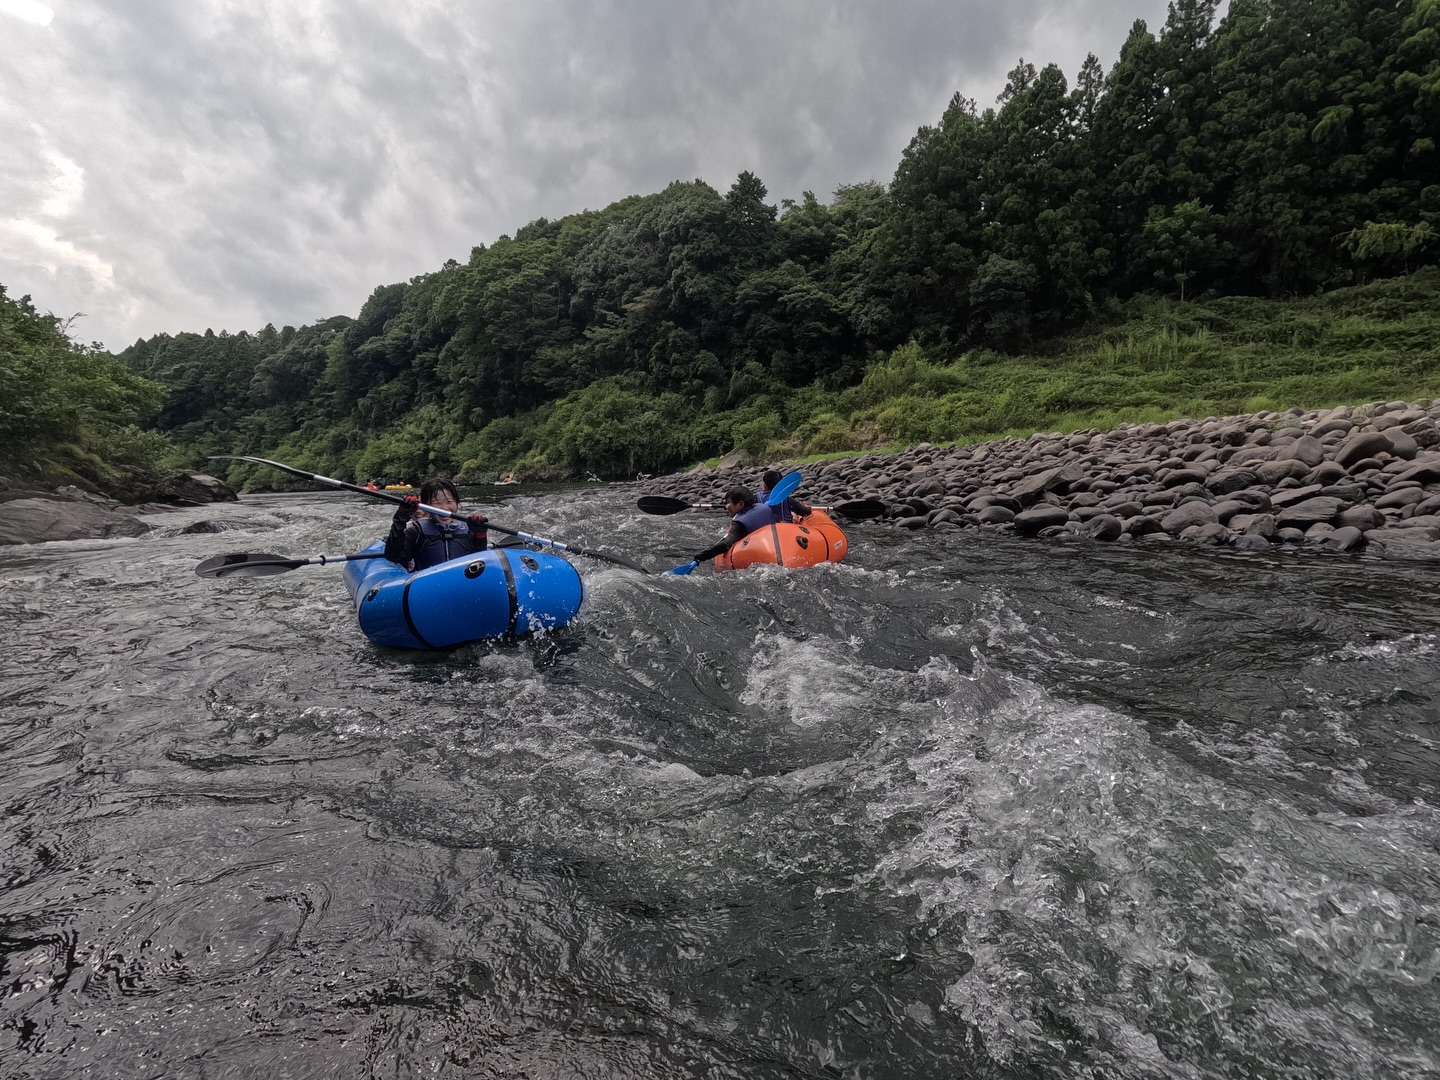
[208,454,650,573]
[665,470,803,576]
[195,536,527,580]
[196,551,385,578]
[637,494,886,521]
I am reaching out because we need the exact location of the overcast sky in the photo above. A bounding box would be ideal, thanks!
[1,0,1176,351]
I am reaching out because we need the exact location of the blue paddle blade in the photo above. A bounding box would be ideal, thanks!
[665,560,699,576]
[765,471,802,506]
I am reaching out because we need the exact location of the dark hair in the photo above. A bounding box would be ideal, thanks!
[725,486,756,508]
[762,469,782,488]
[419,477,459,504]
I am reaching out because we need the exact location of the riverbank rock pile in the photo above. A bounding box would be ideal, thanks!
[642,400,1440,559]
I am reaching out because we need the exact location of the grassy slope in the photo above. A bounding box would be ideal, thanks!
[768,268,1440,465]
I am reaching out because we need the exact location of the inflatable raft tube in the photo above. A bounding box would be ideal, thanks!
[714,510,848,572]
[341,541,584,649]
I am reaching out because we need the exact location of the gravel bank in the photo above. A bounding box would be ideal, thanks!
[642,400,1440,560]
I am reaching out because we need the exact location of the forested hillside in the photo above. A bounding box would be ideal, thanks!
[0,285,169,496]
[115,0,1438,487]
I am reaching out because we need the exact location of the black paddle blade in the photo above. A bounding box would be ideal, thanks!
[636,496,692,515]
[195,553,302,578]
[829,499,886,521]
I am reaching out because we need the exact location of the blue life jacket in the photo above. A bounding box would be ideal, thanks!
[734,500,778,536]
[411,517,484,571]
[755,487,793,522]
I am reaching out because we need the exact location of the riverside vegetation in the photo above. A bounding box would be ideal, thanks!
[110,269,1440,500]
[0,284,171,501]
[0,285,236,544]
[3,0,1437,507]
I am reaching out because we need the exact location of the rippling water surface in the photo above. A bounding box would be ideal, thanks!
[3,486,1440,1079]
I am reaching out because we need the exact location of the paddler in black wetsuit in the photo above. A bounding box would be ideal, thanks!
[384,477,489,572]
[687,486,778,569]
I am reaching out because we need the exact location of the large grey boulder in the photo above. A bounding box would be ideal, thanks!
[1335,431,1393,468]
[154,472,239,505]
[1278,435,1326,466]
[1232,532,1273,551]
[1162,467,1210,489]
[1255,459,1311,484]
[1382,428,1420,460]
[1335,505,1384,531]
[1160,503,1217,532]
[0,497,152,545]
[1269,484,1324,507]
[1322,526,1366,552]
[1388,456,1440,485]
[1204,468,1258,494]
[1189,522,1234,545]
[1310,418,1353,438]
[1013,505,1071,535]
[974,505,1015,524]
[1402,418,1440,447]
[1275,496,1347,529]
[1240,513,1279,538]
[1305,461,1350,485]
[1375,488,1424,510]
[1082,514,1125,541]
[1011,465,1082,506]
[1126,515,1166,537]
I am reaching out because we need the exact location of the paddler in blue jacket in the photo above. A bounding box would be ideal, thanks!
[755,468,812,524]
[689,486,777,566]
[384,478,489,572]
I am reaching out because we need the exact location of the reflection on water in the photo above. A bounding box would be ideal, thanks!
[3,488,1440,1078]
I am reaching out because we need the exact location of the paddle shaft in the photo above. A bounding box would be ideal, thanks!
[209,455,649,572]
[250,551,385,569]
[638,495,884,520]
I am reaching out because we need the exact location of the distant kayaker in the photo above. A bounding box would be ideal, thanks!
[689,486,777,568]
[756,469,811,524]
[384,477,488,572]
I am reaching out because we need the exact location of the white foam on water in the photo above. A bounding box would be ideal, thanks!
[862,652,1440,1079]
[738,632,879,730]
[1330,632,1438,663]
[1088,594,1166,619]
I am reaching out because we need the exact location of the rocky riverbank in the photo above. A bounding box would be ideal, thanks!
[0,473,237,546]
[642,400,1440,560]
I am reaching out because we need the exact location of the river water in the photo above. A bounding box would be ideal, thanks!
[3,486,1440,1079]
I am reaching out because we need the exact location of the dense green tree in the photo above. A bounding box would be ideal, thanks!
[1209,0,1436,291]
[1,284,168,480]
[984,60,1109,332]
[1140,199,1224,299]
[1091,2,1221,295]
[877,93,995,345]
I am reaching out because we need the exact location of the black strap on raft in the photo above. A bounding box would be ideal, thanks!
[399,577,436,650]
[497,550,521,637]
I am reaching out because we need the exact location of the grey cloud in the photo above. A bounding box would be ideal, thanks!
[0,0,1172,349]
